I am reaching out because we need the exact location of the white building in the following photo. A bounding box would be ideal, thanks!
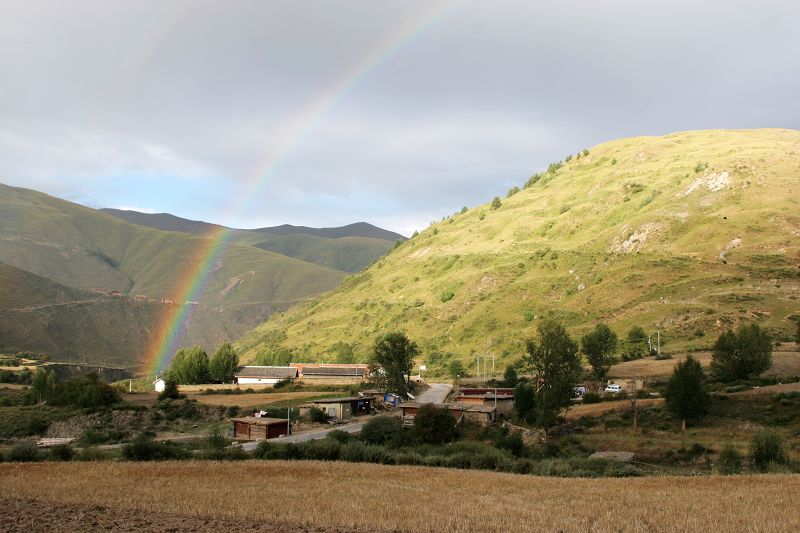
[234,366,298,385]
[153,378,166,393]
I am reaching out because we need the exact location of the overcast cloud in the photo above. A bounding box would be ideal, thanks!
[1,0,798,235]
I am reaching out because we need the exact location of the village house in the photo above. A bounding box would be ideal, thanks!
[400,402,497,426]
[298,396,373,420]
[230,417,289,440]
[454,392,514,416]
[234,366,298,385]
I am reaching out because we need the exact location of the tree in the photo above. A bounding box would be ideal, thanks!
[490,196,502,210]
[581,323,619,382]
[208,343,239,383]
[749,429,788,472]
[665,356,710,431]
[30,368,58,404]
[503,365,519,388]
[711,323,772,382]
[360,416,403,445]
[513,381,536,423]
[158,378,180,401]
[168,347,210,385]
[625,326,648,360]
[448,360,466,381]
[368,332,418,399]
[413,404,456,444]
[522,321,582,436]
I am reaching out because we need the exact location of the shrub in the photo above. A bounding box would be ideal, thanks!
[302,438,341,461]
[716,444,743,475]
[362,444,394,465]
[395,452,424,465]
[414,404,456,444]
[253,440,287,460]
[360,416,403,446]
[308,407,329,424]
[712,324,772,382]
[48,443,75,462]
[77,447,109,462]
[497,431,525,457]
[122,435,183,461]
[445,452,473,469]
[514,458,536,474]
[326,429,353,443]
[340,441,367,462]
[582,392,602,404]
[695,162,708,173]
[8,442,42,462]
[749,429,788,472]
[440,290,455,303]
[490,197,502,210]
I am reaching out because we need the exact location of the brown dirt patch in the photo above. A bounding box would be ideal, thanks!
[187,391,328,408]
[0,497,372,533]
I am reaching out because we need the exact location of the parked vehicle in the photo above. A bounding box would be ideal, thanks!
[604,384,622,394]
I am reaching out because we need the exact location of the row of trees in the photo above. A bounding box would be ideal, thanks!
[166,343,239,385]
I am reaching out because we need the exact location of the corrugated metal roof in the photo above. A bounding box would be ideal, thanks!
[230,417,288,425]
[300,366,366,376]
[234,366,298,379]
[305,396,370,404]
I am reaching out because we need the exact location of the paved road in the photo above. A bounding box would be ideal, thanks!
[241,420,367,451]
[415,383,452,404]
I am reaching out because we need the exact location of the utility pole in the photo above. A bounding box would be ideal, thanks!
[657,330,661,358]
[492,353,495,375]
[483,352,487,381]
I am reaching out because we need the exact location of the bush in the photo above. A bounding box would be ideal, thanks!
[307,407,329,424]
[76,447,109,462]
[716,444,743,475]
[395,452,424,465]
[158,379,180,401]
[362,444,395,465]
[254,440,287,460]
[302,438,341,461]
[414,404,456,445]
[8,442,42,462]
[48,443,75,462]
[360,416,403,446]
[582,392,602,404]
[122,435,183,461]
[749,429,788,472]
[340,441,368,462]
[497,431,525,457]
[326,429,353,444]
[440,290,455,303]
[490,197,502,210]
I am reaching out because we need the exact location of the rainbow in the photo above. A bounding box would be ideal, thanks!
[142,1,459,376]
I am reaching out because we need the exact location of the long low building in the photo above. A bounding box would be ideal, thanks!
[454,393,514,416]
[290,363,369,384]
[400,402,497,426]
[234,366,298,385]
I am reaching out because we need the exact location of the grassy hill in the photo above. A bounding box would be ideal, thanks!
[236,129,800,372]
[0,185,348,367]
[101,210,402,272]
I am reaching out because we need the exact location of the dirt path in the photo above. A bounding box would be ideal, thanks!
[416,383,451,404]
[0,497,374,533]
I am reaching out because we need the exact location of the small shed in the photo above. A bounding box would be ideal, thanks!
[298,396,373,420]
[153,378,166,393]
[230,417,289,440]
[234,366,298,385]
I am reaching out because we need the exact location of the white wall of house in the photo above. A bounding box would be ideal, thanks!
[153,379,166,393]
[236,377,283,385]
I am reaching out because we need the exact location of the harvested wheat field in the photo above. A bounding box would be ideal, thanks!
[186,391,327,408]
[2,462,799,532]
[566,398,664,419]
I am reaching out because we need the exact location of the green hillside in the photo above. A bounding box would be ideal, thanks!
[0,185,347,367]
[101,209,401,272]
[236,129,800,372]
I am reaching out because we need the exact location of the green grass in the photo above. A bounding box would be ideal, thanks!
[237,129,800,371]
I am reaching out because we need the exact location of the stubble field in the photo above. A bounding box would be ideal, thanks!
[1,461,798,532]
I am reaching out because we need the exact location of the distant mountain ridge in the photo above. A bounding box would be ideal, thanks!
[100,209,406,242]
[0,183,358,368]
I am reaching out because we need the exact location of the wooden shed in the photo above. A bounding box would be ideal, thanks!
[298,396,373,420]
[400,402,496,426]
[231,417,289,440]
[454,394,514,416]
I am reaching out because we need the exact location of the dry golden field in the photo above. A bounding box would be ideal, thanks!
[566,398,664,419]
[1,462,799,532]
[608,347,800,380]
[186,391,328,408]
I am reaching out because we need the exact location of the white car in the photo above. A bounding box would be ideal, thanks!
[604,384,622,394]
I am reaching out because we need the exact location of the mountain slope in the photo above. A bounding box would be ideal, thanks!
[100,210,403,272]
[236,129,800,371]
[0,184,346,367]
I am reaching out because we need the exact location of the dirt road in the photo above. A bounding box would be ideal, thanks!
[416,383,451,404]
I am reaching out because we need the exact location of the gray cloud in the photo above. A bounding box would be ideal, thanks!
[1,0,798,235]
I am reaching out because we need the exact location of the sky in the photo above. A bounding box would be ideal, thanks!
[1,1,799,236]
